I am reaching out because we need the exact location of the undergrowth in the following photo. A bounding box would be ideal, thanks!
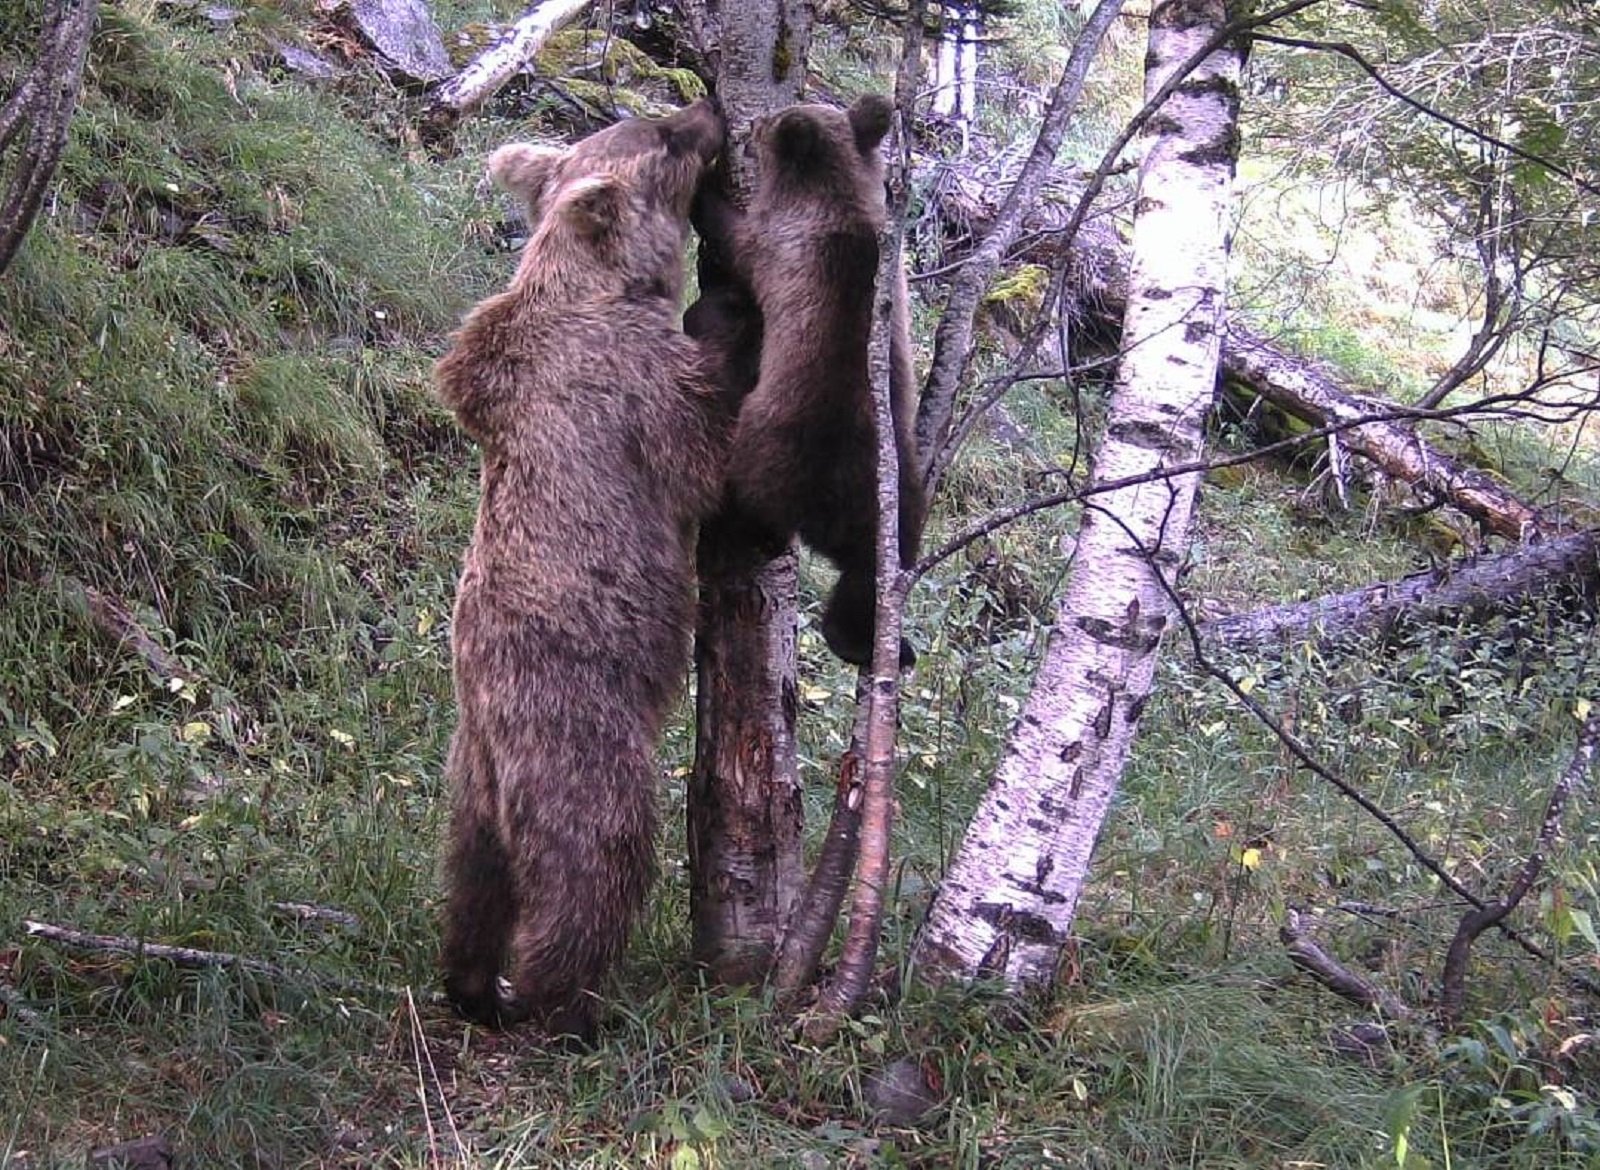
[1,6,1598,1169]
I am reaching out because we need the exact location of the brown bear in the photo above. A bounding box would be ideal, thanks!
[433,98,728,1042]
[686,94,925,667]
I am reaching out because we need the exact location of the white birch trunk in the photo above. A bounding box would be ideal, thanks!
[958,7,978,146]
[932,8,958,116]
[913,0,1243,988]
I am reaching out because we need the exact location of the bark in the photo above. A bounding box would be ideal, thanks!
[427,0,593,118]
[687,547,805,983]
[913,0,1242,989]
[1202,528,1600,651]
[913,0,1129,482]
[0,0,97,277]
[683,0,813,984]
[771,741,865,999]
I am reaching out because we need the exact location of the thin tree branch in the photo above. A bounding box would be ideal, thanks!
[914,0,1129,481]
[920,0,1329,485]
[1439,709,1600,1025]
[1111,508,1600,995]
[1253,32,1600,199]
[22,919,444,1005]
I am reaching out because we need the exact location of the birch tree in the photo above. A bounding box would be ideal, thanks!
[913,0,1245,988]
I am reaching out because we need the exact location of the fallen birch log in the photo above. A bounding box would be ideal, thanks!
[934,173,1550,544]
[429,0,592,119]
[1220,328,1546,542]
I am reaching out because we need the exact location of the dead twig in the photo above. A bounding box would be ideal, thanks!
[22,919,445,1006]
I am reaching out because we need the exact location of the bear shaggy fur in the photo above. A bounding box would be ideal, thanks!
[686,94,926,667]
[433,99,726,1041]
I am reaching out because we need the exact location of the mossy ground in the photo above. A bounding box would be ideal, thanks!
[2,6,1598,1169]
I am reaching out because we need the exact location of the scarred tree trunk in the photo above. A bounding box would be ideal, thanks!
[684,0,814,984]
[913,0,1243,987]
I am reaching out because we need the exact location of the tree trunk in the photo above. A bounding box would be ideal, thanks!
[913,0,1128,486]
[1201,527,1600,651]
[683,0,814,985]
[913,0,1242,988]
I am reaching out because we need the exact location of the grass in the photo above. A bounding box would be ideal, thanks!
[3,5,1600,1168]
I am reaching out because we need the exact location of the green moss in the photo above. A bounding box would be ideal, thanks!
[536,28,704,107]
[984,263,1051,314]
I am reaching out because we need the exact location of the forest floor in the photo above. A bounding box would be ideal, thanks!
[2,5,1598,1168]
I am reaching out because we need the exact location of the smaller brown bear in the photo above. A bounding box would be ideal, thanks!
[688,95,925,667]
[433,99,728,1043]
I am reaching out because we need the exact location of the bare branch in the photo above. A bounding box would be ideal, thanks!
[1439,710,1600,1026]
[914,0,1129,481]
[1280,908,1412,1019]
[22,919,442,1004]
[1254,32,1600,199]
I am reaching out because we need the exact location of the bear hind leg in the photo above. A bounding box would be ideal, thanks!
[441,731,519,1027]
[822,561,915,669]
[501,746,659,1047]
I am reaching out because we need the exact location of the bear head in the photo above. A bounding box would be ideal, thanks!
[486,98,725,301]
[748,94,892,216]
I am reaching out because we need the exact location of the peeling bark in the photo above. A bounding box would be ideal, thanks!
[913,0,1242,989]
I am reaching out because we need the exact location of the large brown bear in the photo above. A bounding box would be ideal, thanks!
[686,94,925,667]
[433,98,727,1042]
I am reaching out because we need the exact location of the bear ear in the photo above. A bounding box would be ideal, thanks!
[553,174,628,242]
[487,143,568,220]
[847,95,893,154]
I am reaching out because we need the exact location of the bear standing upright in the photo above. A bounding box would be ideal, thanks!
[687,94,925,667]
[433,99,727,1041]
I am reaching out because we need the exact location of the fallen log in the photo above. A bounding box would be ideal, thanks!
[428,0,593,120]
[1201,527,1600,651]
[1220,328,1545,542]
